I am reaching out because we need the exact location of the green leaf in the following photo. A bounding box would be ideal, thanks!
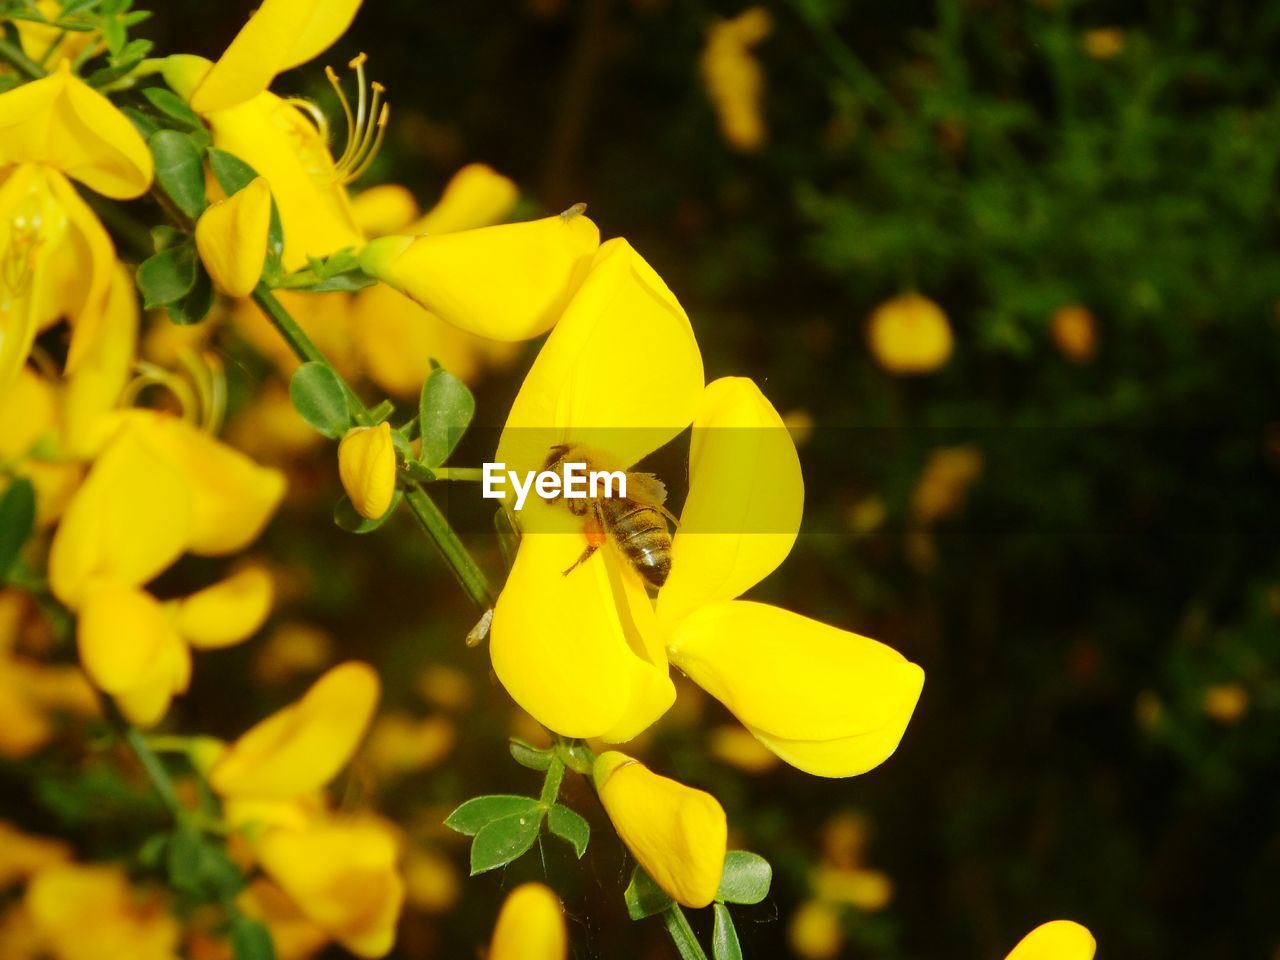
[229,915,275,960]
[418,368,475,468]
[122,106,161,139]
[509,738,553,771]
[142,87,201,130]
[469,810,544,875]
[288,362,351,439]
[0,478,35,582]
[401,460,436,483]
[624,866,675,920]
[136,241,197,309]
[151,224,184,252]
[712,904,743,960]
[715,851,772,905]
[547,803,589,858]
[165,823,203,895]
[150,130,206,220]
[333,491,401,533]
[166,265,213,325]
[445,795,541,836]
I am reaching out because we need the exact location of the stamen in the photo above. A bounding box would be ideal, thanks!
[325,53,391,185]
[121,362,199,423]
[285,96,331,143]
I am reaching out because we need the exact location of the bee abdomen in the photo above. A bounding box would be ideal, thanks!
[606,503,673,587]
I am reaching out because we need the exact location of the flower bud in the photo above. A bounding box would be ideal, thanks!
[593,752,727,908]
[489,883,567,960]
[357,210,600,341]
[866,293,953,374]
[195,177,272,298]
[411,163,519,236]
[338,423,396,520]
[1049,304,1098,363]
[1004,921,1096,960]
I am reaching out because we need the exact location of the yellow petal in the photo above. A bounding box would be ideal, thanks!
[139,413,286,555]
[490,527,674,740]
[61,263,138,459]
[205,92,364,270]
[0,63,152,198]
[256,817,403,959]
[358,209,599,342]
[113,633,190,728]
[337,423,396,520]
[76,579,177,695]
[489,883,567,960]
[1004,921,1097,960]
[496,238,704,478]
[409,164,519,236]
[210,661,380,798]
[593,752,726,908]
[351,183,420,236]
[0,366,54,460]
[867,293,953,375]
[190,0,364,114]
[667,600,924,777]
[177,567,274,649]
[657,377,802,627]
[48,421,191,608]
[195,177,272,298]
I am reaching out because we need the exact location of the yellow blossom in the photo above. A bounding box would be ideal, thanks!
[0,823,70,891]
[1049,305,1098,362]
[407,163,520,235]
[401,846,459,914]
[489,883,567,960]
[350,183,420,236]
[415,664,473,711]
[867,293,953,374]
[358,209,600,341]
[789,900,843,960]
[175,566,275,649]
[61,264,138,460]
[363,714,455,780]
[235,879,329,960]
[707,724,779,773]
[254,622,336,685]
[1204,683,1249,724]
[700,8,772,151]
[1004,921,1096,960]
[593,751,727,908]
[232,290,358,378]
[911,444,984,524]
[195,178,273,298]
[338,423,396,520]
[24,864,180,960]
[812,867,893,910]
[210,661,380,799]
[1082,28,1125,59]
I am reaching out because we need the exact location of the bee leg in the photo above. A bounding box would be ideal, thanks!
[562,542,599,576]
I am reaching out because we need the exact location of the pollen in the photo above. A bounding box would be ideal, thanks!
[324,52,390,186]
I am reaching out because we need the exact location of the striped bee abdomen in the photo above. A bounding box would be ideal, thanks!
[602,499,673,587]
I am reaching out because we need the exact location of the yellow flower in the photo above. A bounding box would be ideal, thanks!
[0,63,152,390]
[165,0,369,270]
[363,713,454,780]
[788,900,842,960]
[338,423,396,520]
[1049,305,1098,363]
[488,883,567,960]
[407,163,520,236]
[707,724,780,773]
[210,661,380,799]
[593,752,726,908]
[24,864,180,960]
[175,566,275,649]
[358,208,600,341]
[700,8,772,152]
[12,1,97,67]
[910,444,983,524]
[1204,683,1249,724]
[195,177,273,298]
[235,879,329,960]
[0,823,70,892]
[867,293,953,374]
[350,183,419,236]
[401,846,459,914]
[61,264,138,460]
[254,817,403,959]
[1004,921,1096,960]
[812,867,892,910]
[1082,28,1125,60]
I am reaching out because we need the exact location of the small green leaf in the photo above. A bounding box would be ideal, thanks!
[333,491,401,533]
[624,866,674,920]
[402,460,436,483]
[122,106,161,139]
[137,241,197,309]
[0,478,36,582]
[142,87,201,130]
[469,810,543,875]
[547,804,589,858]
[509,738,553,771]
[151,224,184,252]
[715,851,772,905]
[712,904,743,960]
[288,362,351,439]
[418,368,475,468]
[165,823,203,895]
[445,795,541,836]
[207,148,257,195]
[229,915,275,960]
[166,265,213,325]
[150,130,206,219]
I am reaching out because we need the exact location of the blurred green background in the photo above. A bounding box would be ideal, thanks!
[136,1,1280,957]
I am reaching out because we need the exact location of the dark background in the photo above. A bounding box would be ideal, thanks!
[144,1,1280,957]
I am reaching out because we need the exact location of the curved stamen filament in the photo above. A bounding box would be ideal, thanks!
[325,52,390,185]
[121,362,199,423]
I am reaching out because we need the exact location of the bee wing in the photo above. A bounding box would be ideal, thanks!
[625,472,668,506]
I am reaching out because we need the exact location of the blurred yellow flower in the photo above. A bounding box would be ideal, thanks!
[707,723,780,773]
[338,423,397,520]
[363,714,455,780]
[489,883,567,960]
[358,208,600,341]
[0,823,70,891]
[867,293,953,374]
[401,846,459,914]
[812,867,893,910]
[594,751,727,908]
[911,444,984,525]
[210,661,380,799]
[1004,921,1096,960]
[1082,28,1125,59]
[788,899,842,960]
[175,566,275,650]
[415,664,473,711]
[235,879,328,960]
[349,183,420,236]
[24,864,180,960]
[1049,305,1099,363]
[254,622,337,685]
[195,178,273,298]
[1204,683,1249,724]
[700,8,772,152]
[407,163,520,236]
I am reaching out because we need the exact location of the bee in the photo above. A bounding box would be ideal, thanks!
[541,444,677,587]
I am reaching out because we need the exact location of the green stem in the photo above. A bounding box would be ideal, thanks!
[433,467,486,482]
[0,37,46,80]
[785,0,906,123]
[251,285,497,610]
[124,725,184,818]
[662,905,711,960]
[539,756,566,806]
